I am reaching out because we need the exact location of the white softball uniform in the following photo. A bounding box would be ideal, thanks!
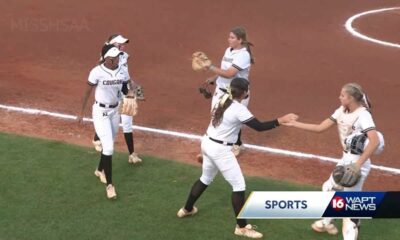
[200,101,254,191]
[118,51,135,133]
[324,106,376,191]
[212,47,251,110]
[321,106,377,240]
[88,64,129,155]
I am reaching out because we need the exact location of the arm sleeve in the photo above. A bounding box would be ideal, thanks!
[121,82,129,95]
[232,51,251,71]
[359,110,376,133]
[244,118,280,131]
[87,68,98,86]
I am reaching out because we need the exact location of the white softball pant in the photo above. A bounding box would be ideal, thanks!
[199,136,246,192]
[92,103,120,155]
[321,152,371,240]
[211,87,250,111]
[120,114,133,133]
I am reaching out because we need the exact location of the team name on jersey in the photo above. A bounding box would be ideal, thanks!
[222,57,233,63]
[102,79,124,85]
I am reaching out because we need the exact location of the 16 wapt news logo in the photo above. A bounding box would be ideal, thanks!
[323,192,386,218]
[331,196,376,211]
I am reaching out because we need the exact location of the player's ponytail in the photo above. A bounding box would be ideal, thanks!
[343,83,372,110]
[212,78,249,127]
[231,27,255,64]
[212,94,233,127]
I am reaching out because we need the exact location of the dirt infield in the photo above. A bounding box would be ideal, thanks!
[0,0,399,190]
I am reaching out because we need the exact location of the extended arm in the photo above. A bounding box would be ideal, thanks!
[244,118,279,131]
[290,118,335,133]
[245,114,298,131]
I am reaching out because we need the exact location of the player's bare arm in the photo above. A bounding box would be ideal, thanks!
[78,84,94,123]
[288,118,335,133]
[355,130,379,169]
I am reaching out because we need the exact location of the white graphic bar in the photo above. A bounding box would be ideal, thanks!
[238,191,335,219]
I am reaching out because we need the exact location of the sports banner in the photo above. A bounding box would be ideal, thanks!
[238,191,400,219]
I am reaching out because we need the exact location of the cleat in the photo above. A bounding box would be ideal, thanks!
[92,140,102,152]
[234,224,263,239]
[177,206,198,218]
[128,153,142,164]
[311,220,338,235]
[106,184,117,199]
[94,169,107,184]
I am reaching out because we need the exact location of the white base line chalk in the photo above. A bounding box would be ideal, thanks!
[0,103,399,175]
[345,7,400,48]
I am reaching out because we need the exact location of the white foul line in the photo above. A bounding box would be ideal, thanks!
[345,7,400,48]
[0,103,399,175]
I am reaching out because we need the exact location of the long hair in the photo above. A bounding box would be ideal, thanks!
[231,27,255,64]
[343,83,372,109]
[212,78,249,127]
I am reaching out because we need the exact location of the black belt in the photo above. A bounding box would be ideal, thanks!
[95,101,118,108]
[209,137,234,146]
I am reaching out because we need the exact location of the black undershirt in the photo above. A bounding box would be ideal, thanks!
[244,118,280,131]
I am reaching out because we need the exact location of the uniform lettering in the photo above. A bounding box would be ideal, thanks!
[102,79,124,85]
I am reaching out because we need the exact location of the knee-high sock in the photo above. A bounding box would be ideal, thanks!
[232,191,247,228]
[184,179,208,212]
[235,130,242,146]
[124,132,134,154]
[97,155,104,171]
[94,133,100,141]
[102,154,112,185]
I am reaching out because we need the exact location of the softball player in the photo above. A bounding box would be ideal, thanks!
[177,78,297,239]
[206,26,255,156]
[92,34,143,164]
[285,83,384,240]
[78,44,130,199]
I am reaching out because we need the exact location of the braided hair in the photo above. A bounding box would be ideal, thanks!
[212,78,249,127]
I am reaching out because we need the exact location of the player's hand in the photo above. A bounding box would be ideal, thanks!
[278,113,298,126]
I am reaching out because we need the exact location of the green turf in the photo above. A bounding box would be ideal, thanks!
[0,132,398,240]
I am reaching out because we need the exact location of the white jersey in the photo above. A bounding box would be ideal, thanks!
[206,100,254,143]
[119,52,130,79]
[88,64,130,105]
[216,47,251,89]
[330,106,376,150]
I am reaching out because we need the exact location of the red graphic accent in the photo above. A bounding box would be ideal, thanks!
[331,196,346,211]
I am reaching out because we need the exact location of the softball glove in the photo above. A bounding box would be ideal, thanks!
[120,93,138,116]
[332,163,361,188]
[192,51,212,71]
